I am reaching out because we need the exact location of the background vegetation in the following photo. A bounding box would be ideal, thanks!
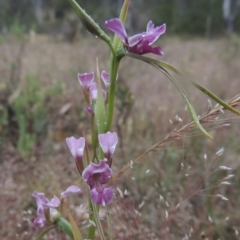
[1,0,240,37]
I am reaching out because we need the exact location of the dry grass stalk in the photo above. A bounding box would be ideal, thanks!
[112,94,240,183]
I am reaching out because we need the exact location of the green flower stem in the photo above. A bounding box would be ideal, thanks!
[91,200,106,240]
[106,55,119,131]
[105,0,129,131]
[91,113,98,162]
[87,197,96,239]
[55,216,74,239]
[87,195,106,240]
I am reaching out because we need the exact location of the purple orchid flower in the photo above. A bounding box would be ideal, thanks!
[82,159,114,206]
[98,131,118,166]
[32,186,81,227]
[105,18,166,56]
[32,192,50,227]
[66,136,85,174]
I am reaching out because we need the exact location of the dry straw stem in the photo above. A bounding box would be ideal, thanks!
[111,94,240,183]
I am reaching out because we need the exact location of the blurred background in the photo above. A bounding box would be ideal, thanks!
[1,0,240,37]
[1,0,240,239]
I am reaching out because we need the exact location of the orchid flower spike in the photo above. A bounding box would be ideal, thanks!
[105,18,166,56]
[82,159,114,206]
[98,131,118,166]
[66,136,85,174]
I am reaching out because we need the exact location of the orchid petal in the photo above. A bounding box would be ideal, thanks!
[66,136,85,160]
[143,23,166,45]
[140,45,164,56]
[33,216,47,227]
[101,70,110,88]
[98,132,118,158]
[90,187,114,206]
[78,72,94,89]
[89,82,98,102]
[46,196,60,208]
[85,106,92,115]
[105,18,128,44]
[61,185,81,198]
[82,159,112,187]
[128,33,144,47]
[146,21,155,32]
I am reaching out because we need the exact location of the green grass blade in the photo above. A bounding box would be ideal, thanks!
[192,81,240,116]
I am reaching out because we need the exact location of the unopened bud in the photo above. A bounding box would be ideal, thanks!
[69,0,111,43]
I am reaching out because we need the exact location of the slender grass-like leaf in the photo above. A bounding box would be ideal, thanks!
[123,52,182,74]
[124,52,213,139]
[192,81,240,116]
[64,203,83,240]
[158,66,213,139]
[35,225,55,240]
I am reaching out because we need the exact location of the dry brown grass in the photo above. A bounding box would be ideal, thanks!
[1,34,240,239]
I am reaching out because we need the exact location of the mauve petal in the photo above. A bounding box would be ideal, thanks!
[78,72,94,89]
[105,18,127,44]
[101,70,110,88]
[32,192,49,206]
[90,187,114,206]
[61,185,81,198]
[32,192,50,227]
[98,132,118,156]
[146,21,155,32]
[85,106,92,115]
[89,82,98,102]
[140,45,164,56]
[46,196,60,208]
[82,159,112,186]
[66,136,85,159]
[143,23,166,45]
[128,33,144,47]
[33,216,47,227]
